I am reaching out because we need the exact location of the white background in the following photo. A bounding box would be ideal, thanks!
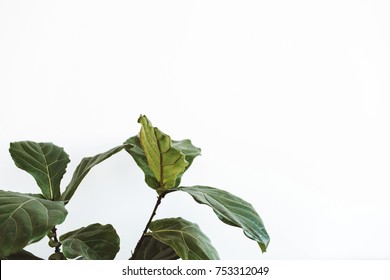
[1,0,390,260]
[3,261,390,280]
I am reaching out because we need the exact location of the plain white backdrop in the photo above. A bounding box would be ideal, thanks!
[1,0,390,259]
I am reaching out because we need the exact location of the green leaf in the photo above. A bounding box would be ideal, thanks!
[48,252,67,260]
[124,117,200,192]
[60,223,120,260]
[131,235,179,260]
[178,186,270,253]
[61,145,129,203]
[147,217,219,260]
[9,141,70,200]
[0,190,67,258]
[124,136,159,190]
[137,115,189,194]
[172,139,201,187]
[1,249,43,260]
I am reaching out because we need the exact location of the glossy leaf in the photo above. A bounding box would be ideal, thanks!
[61,145,129,203]
[0,190,67,258]
[1,249,43,260]
[137,115,188,194]
[178,186,270,252]
[60,223,120,260]
[131,235,179,260]
[147,217,219,260]
[9,141,70,200]
[124,124,200,191]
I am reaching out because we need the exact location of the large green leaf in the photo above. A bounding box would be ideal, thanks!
[178,186,270,253]
[147,217,219,260]
[61,145,129,203]
[137,115,189,194]
[60,223,120,260]
[0,190,68,258]
[124,119,200,192]
[1,249,43,260]
[131,235,179,260]
[9,141,70,200]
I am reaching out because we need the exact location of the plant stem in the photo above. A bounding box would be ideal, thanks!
[51,227,61,253]
[129,192,166,259]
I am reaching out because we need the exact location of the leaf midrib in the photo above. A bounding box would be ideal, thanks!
[21,143,56,199]
[156,132,163,188]
[41,147,54,199]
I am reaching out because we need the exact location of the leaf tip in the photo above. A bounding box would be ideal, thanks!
[259,240,269,253]
[138,114,150,125]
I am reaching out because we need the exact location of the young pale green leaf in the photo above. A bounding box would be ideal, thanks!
[131,235,179,260]
[124,127,201,191]
[137,115,189,194]
[1,249,43,260]
[147,217,219,260]
[9,141,70,200]
[61,144,129,203]
[60,223,120,260]
[0,190,67,258]
[178,186,270,253]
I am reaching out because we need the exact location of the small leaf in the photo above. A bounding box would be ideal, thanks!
[61,145,129,203]
[60,223,120,260]
[138,115,188,194]
[124,117,200,192]
[48,252,66,260]
[9,141,70,200]
[47,231,56,239]
[131,235,179,260]
[178,186,270,253]
[1,249,43,260]
[147,217,219,260]
[0,190,68,258]
[48,239,60,248]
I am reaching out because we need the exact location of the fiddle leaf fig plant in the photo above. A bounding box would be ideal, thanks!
[0,115,270,260]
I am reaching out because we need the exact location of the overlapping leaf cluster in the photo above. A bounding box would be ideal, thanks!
[1,142,126,259]
[0,115,270,260]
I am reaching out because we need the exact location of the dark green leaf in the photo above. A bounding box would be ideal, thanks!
[61,145,129,203]
[0,190,67,258]
[147,217,219,260]
[9,141,70,200]
[48,252,67,260]
[131,235,179,260]
[1,249,43,260]
[178,186,270,253]
[60,223,120,260]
